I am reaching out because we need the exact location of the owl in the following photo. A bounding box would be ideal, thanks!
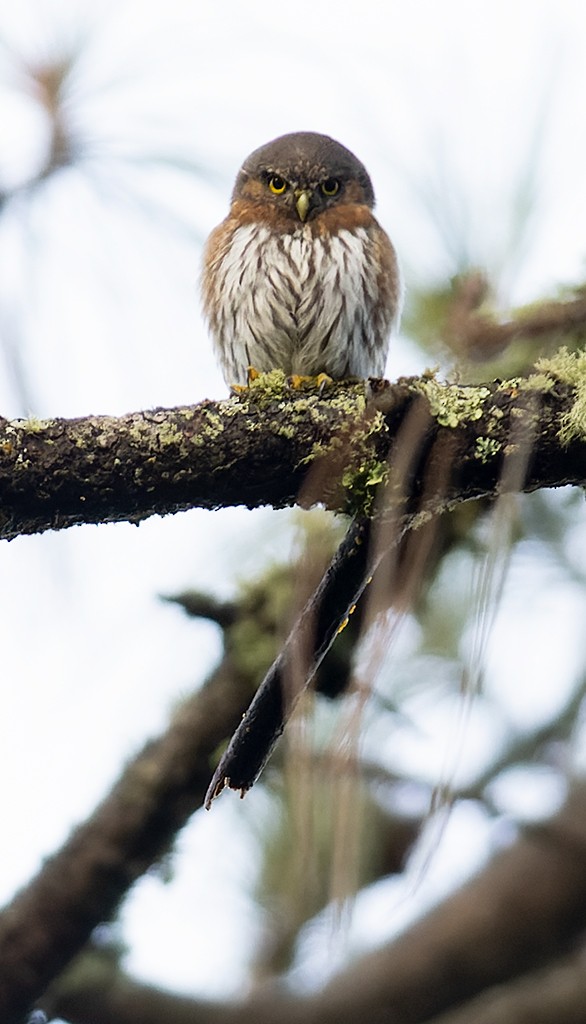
[202,131,401,387]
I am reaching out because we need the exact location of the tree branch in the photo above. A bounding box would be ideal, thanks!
[429,948,586,1024]
[44,784,586,1024]
[1,355,586,541]
[0,649,257,1024]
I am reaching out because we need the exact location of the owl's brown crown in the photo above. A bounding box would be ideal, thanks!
[232,131,376,216]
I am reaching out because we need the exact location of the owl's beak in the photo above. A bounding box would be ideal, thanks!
[295,189,312,222]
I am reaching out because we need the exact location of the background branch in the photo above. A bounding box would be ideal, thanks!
[43,784,586,1024]
[0,648,256,1023]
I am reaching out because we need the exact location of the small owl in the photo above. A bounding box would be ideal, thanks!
[201,131,402,387]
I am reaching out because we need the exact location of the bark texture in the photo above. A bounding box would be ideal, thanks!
[1,364,585,541]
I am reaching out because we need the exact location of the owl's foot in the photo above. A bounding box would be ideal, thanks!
[230,369,334,395]
[229,366,261,394]
[286,372,333,393]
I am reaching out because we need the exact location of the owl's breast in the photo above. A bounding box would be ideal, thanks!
[203,218,396,383]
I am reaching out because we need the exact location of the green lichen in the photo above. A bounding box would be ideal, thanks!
[200,410,225,441]
[475,436,502,463]
[20,415,50,433]
[496,372,555,395]
[519,372,556,394]
[342,458,389,515]
[155,421,184,448]
[413,375,490,428]
[239,369,290,405]
[231,373,369,457]
[274,423,296,439]
[338,411,390,515]
[488,405,505,421]
[242,369,366,413]
[535,347,586,444]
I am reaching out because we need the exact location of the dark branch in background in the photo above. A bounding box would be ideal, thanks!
[43,785,586,1024]
[161,590,238,629]
[444,275,586,360]
[0,631,260,1024]
[205,515,373,805]
[1,361,586,541]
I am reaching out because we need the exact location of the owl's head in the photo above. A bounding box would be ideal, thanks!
[232,131,375,225]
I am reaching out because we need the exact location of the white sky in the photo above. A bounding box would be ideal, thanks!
[1,0,586,1006]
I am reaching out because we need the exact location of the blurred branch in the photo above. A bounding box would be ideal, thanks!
[460,677,586,804]
[30,58,77,181]
[0,619,260,1023]
[429,948,586,1024]
[2,353,586,541]
[404,275,586,371]
[447,282,586,361]
[161,590,238,629]
[43,783,586,1024]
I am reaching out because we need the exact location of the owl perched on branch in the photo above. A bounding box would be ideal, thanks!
[202,131,402,387]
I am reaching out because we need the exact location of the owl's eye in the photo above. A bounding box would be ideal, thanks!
[268,175,287,195]
[321,178,340,196]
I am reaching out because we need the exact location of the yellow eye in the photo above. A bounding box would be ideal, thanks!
[268,175,287,195]
[321,177,340,196]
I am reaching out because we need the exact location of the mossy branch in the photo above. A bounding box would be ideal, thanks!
[2,353,586,542]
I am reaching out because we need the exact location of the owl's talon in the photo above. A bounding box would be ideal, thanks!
[286,372,334,391]
[315,372,333,394]
[229,366,261,394]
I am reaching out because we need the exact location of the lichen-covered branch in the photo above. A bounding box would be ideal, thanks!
[2,350,586,541]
